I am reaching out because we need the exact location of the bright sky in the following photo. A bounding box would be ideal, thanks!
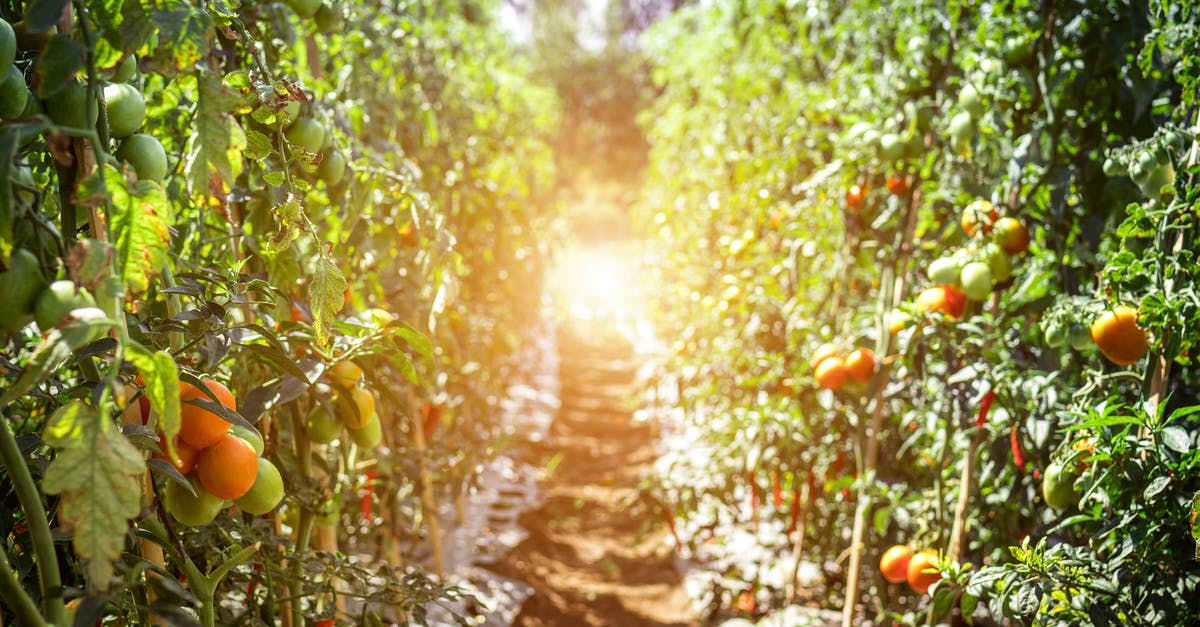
[496,0,610,52]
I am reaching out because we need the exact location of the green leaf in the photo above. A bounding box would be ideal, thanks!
[1161,425,1191,453]
[188,70,245,208]
[23,0,69,34]
[106,165,171,294]
[41,401,145,592]
[140,0,213,76]
[125,344,181,459]
[393,322,433,358]
[34,35,86,99]
[310,257,346,348]
[1059,413,1145,433]
[0,128,17,263]
[1144,475,1171,500]
[389,352,419,385]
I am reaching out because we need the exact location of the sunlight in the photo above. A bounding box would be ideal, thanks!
[550,246,637,321]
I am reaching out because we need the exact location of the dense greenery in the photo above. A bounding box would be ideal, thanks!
[637,0,1200,624]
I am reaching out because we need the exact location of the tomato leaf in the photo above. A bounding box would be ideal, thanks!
[34,35,86,99]
[1144,475,1171,500]
[106,165,171,295]
[22,0,68,33]
[125,344,181,461]
[1160,425,1191,453]
[310,257,346,348]
[188,70,245,209]
[41,401,145,591]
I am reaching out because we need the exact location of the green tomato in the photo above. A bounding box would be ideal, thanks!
[305,405,341,444]
[1043,323,1066,348]
[1068,323,1092,351]
[1042,462,1081,510]
[34,280,96,331]
[958,84,984,119]
[318,150,346,186]
[928,256,962,287]
[949,111,975,144]
[1135,163,1175,198]
[115,133,169,182]
[104,83,146,138]
[109,54,137,83]
[284,117,326,153]
[879,133,904,161]
[0,65,26,119]
[278,100,301,129]
[959,261,994,300]
[287,0,322,18]
[0,19,14,73]
[984,243,1012,283]
[0,249,46,332]
[314,4,343,32]
[234,458,284,515]
[348,415,382,449]
[46,80,95,129]
[164,476,225,526]
[1102,157,1124,178]
[229,423,264,455]
[1003,35,1035,66]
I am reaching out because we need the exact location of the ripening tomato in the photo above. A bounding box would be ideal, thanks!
[906,550,941,594]
[880,545,912,584]
[886,174,908,196]
[846,184,866,209]
[994,217,1030,254]
[844,348,876,382]
[916,285,966,319]
[960,199,999,237]
[1091,306,1148,365]
[814,357,851,390]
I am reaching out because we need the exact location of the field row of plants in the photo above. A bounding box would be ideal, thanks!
[636,1,1200,624]
[0,0,560,624]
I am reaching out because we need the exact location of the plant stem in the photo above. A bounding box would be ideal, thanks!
[0,541,48,627]
[0,416,68,625]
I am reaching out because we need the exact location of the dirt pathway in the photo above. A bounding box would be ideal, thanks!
[487,321,698,627]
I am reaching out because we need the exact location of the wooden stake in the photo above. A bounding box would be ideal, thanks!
[407,386,445,578]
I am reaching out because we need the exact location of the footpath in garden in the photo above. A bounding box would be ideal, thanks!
[486,317,699,626]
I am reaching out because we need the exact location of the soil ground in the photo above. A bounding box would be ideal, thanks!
[487,320,699,627]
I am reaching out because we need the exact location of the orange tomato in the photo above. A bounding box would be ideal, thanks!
[1091,306,1148,366]
[340,387,377,429]
[916,285,966,319]
[196,433,259,500]
[810,342,841,370]
[906,549,941,594]
[960,199,999,237]
[814,357,850,390]
[179,379,235,449]
[844,348,876,382]
[887,309,912,335]
[886,174,908,196]
[880,545,913,584]
[846,184,866,209]
[154,436,200,475]
[994,217,1030,254]
[327,360,362,388]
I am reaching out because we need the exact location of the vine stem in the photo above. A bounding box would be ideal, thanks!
[407,384,445,578]
[0,498,49,627]
[841,182,921,627]
[0,414,67,625]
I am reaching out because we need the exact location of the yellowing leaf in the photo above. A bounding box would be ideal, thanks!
[311,257,346,348]
[106,165,171,295]
[125,344,181,460]
[41,401,145,591]
[188,70,245,211]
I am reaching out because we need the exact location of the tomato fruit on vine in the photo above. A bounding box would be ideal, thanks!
[906,550,940,594]
[179,379,236,448]
[234,458,285,515]
[115,133,169,182]
[810,342,840,370]
[319,150,346,185]
[163,477,225,527]
[815,356,851,390]
[196,434,259,500]
[327,360,362,388]
[1068,323,1092,351]
[927,256,961,287]
[287,0,321,18]
[103,83,145,138]
[1042,461,1081,509]
[0,248,46,332]
[1091,306,1149,365]
[46,80,94,129]
[305,405,341,444]
[994,217,1029,254]
[155,436,200,475]
[338,384,374,430]
[844,348,876,383]
[34,280,96,331]
[886,174,907,196]
[109,54,136,82]
[879,545,912,584]
[960,200,999,237]
[0,66,27,119]
[846,184,866,209]
[285,117,326,153]
[0,19,14,71]
[229,424,264,455]
[984,243,1012,283]
[348,415,382,449]
[916,285,966,319]
[959,261,994,300]
[1042,323,1066,348]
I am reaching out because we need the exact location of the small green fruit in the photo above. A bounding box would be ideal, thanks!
[959,262,994,300]
[0,65,26,119]
[234,458,285,515]
[34,280,96,330]
[318,150,346,185]
[104,83,145,138]
[928,256,962,287]
[109,54,137,83]
[163,476,225,526]
[284,117,325,153]
[115,133,168,181]
[348,415,382,449]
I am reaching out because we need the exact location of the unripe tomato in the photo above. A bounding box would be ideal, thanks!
[959,261,994,300]
[234,458,285,515]
[984,243,1012,283]
[109,54,137,83]
[948,111,975,146]
[115,133,169,182]
[958,83,984,119]
[927,256,962,287]
[1042,462,1081,509]
[34,280,95,331]
[229,423,265,455]
[339,388,376,429]
[878,133,904,161]
[103,83,145,138]
[287,0,321,18]
[164,476,225,527]
[0,248,46,332]
[284,117,326,153]
[327,360,362,388]
[0,19,15,72]
[348,415,382,449]
[46,80,94,129]
[1042,323,1066,348]
[0,65,27,119]
[305,405,341,444]
[1067,323,1092,351]
[318,150,346,185]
